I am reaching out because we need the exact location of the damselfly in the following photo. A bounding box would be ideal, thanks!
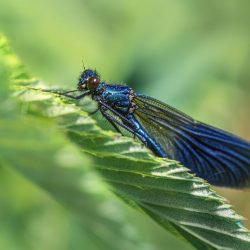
[44,69,250,188]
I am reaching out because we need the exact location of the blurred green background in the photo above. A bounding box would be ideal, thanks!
[0,0,250,249]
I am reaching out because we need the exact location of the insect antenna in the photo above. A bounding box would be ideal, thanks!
[81,59,86,70]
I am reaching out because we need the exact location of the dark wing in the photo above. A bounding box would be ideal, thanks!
[134,94,250,187]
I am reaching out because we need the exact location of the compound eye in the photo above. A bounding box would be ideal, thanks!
[87,77,100,90]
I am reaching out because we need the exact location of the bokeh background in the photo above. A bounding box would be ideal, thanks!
[0,1,250,249]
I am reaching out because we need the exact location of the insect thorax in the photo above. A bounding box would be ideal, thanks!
[99,84,137,114]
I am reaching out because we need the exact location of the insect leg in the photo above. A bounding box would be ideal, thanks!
[100,109,147,144]
[58,91,91,99]
[43,89,78,94]
[100,109,123,134]
[97,100,148,144]
[41,89,91,99]
[98,100,134,125]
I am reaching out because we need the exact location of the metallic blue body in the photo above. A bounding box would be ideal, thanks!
[95,83,168,157]
[97,84,131,114]
[74,69,250,188]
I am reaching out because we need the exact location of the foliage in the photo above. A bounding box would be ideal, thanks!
[1,35,250,249]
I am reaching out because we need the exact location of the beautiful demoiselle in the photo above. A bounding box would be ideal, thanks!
[45,69,250,188]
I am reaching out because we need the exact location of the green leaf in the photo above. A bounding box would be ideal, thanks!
[0,34,157,250]
[1,34,250,249]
